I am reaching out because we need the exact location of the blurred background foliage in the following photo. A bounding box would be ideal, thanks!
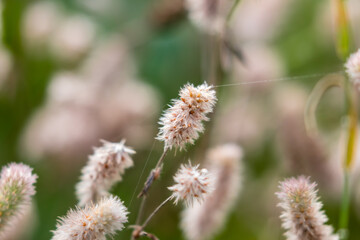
[1,0,360,239]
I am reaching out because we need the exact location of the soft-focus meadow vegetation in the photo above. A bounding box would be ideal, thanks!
[1,0,360,239]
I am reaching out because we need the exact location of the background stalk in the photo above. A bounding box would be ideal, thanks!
[334,0,356,239]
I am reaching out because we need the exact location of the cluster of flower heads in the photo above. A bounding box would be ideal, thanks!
[276,176,338,240]
[0,163,37,236]
[181,144,243,240]
[346,48,360,85]
[52,196,128,240]
[157,83,217,150]
[76,140,135,206]
[22,36,159,165]
[22,1,96,63]
[168,162,213,206]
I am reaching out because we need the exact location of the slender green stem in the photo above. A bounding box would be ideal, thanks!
[338,79,357,240]
[333,1,356,238]
[339,170,350,240]
[141,196,172,229]
[227,0,241,22]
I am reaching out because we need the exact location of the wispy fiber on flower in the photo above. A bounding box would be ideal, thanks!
[276,176,338,240]
[169,162,213,206]
[76,140,135,206]
[157,83,217,150]
[0,163,37,236]
[181,144,242,240]
[52,195,128,240]
[345,48,360,85]
[185,0,233,34]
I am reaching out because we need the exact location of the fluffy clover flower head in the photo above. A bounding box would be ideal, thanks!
[168,162,213,206]
[52,195,128,240]
[276,176,338,240]
[157,83,216,150]
[76,139,135,206]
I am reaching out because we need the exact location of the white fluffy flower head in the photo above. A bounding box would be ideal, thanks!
[157,83,216,150]
[52,195,128,240]
[76,139,135,206]
[276,176,338,240]
[168,162,213,206]
[345,48,360,85]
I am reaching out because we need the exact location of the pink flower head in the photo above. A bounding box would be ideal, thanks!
[76,139,135,206]
[168,162,213,206]
[276,176,338,240]
[157,83,216,150]
[52,195,128,240]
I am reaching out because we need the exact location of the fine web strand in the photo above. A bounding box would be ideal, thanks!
[213,71,343,88]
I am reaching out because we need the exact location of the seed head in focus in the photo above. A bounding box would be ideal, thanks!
[76,139,135,206]
[52,195,128,240]
[168,162,213,206]
[276,176,338,240]
[157,83,217,150]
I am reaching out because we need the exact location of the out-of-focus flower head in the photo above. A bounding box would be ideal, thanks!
[50,15,96,63]
[345,48,360,87]
[230,44,284,89]
[231,0,294,42]
[181,144,243,240]
[274,84,342,194]
[2,204,37,240]
[0,163,37,237]
[185,0,233,35]
[22,1,63,49]
[21,38,160,165]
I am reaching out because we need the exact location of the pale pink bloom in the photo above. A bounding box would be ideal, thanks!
[185,0,233,34]
[345,48,360,85]
[276,176,338,240]
[181,144,242,240]
[231,0,293,42]
[22,1,63,49]
[50,15,96,63]
[157,83,216,150]
[230,44,284,87]
[0,163,37,236]
[76,140,135,206]
[169,162,213,206]
[275,84,342,194]
[52,195,128,240]
[21,51,159,164]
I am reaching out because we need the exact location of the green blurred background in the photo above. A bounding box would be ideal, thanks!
[1,0,360,239]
